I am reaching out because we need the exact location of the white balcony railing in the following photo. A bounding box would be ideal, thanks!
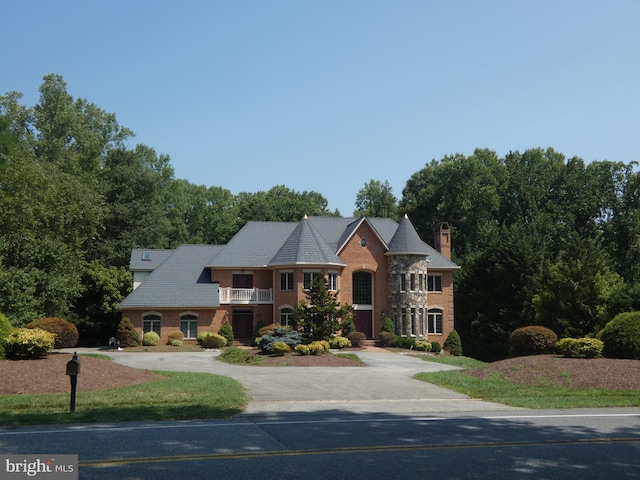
[219,287,273,304]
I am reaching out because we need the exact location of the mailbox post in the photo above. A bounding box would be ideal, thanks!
[65,352,81,414]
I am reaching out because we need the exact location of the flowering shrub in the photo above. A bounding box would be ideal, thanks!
[414,340,432,352]
[556,337,603,358]
[142,331,160,346]
[271,341,291,356]
[4,328,55,359]
[329,336,351,349]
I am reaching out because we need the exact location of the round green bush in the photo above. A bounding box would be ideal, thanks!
[347,331,366,348]
[378,331,395,347]
[142,331,160,346]
[431,341,442,354]
[443,329,463,356]
[4,328,56,359]
[202,333,227,349]
[271,341,291,356]
[329,336,351,349]
[509,325,558,357]
[340,317,356,337]
[26,317,78,349]
[414,340,432,352]
[601,311,640,359]
[556,337,603,358]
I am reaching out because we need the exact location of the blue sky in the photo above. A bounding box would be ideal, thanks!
[2,1,639,215]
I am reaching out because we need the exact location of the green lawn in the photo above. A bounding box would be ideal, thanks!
[0,372,246,426]
[415,358,640,409]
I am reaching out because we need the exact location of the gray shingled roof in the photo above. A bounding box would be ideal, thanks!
[386,214,431,255]
[270,216,344,266]
[129,249,174,271]
[120,245,223,308]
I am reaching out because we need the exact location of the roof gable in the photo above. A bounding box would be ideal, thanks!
[270,216,344,266]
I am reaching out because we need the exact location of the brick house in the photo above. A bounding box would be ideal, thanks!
[119,215,459,344]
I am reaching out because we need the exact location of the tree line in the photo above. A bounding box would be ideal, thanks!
[2,74,639,358]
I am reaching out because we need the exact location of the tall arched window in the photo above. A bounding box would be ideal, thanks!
[143,314,161,335]
[352,271,372,305]
[427,309,443,334]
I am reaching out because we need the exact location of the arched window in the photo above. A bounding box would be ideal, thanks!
[143,314,161,335]
[427,309,443,334]
[352,271,372,305]
[180,313,198,339]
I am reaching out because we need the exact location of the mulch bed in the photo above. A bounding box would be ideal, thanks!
[465,354,640,390]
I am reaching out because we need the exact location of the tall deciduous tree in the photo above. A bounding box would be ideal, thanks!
[353,179,398,219]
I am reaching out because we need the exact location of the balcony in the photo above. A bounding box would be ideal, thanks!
[219,287,273,305]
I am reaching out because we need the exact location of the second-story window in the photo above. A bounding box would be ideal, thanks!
[280,272,294,291]
[428,275,442,292]
[328,272,338,291]
[303,271,322,289]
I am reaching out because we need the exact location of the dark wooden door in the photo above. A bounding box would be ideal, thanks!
[353,310,373,339]
[232,310,254,339]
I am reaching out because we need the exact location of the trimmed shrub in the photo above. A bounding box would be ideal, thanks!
[556,337,604,358]
[393,336,416,349]
[309,340,330,355]
[170,338,183,347]
[329,336,351,349]
[381,317,395,334]
[26,317,78,349]
[378,331,395,347]
[431,341,442,354]
[601,312,640,359]
[218,320,234,345]
[258,323,283,336]
[253,319,266,344]
[4,328,55,359]
[295,344,311,355]
[258,327,302,354]
[0,313,14,360]
[347,331,366,348]
[340,317,356,337]
[167,330,184,345]
[117,317,140,347]
[197,331,213,345]
[271,341,291,356]
[414,340,432,352]
[202,333,227,349]
[443,329,463,356]
[509,326,558,357]
[142,331,160,346]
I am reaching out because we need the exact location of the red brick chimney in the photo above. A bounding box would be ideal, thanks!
[434,223,451,259]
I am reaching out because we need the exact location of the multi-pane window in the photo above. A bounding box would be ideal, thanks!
[180,314,198,339]
[428,275,442,292]
[328,272,338,291]
[410,274,416,291]
[400,274,406,292]
[280,308,293,327]
[143,314,161,336]
[303,271,322,289]
[410,308,416,334]
[280,272,294,291]
[352,271,372,305]
[391,274,398,292]
[427,309,443,334]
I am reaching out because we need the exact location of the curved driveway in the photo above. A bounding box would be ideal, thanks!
[79,348,522,415]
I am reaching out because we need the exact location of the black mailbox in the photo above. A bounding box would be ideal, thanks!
[66,352,81,376]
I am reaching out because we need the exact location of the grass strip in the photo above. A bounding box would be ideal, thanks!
[0,371,246,426]
[415,370,640,408]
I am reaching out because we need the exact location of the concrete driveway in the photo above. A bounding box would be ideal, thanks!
[71,348,522,415]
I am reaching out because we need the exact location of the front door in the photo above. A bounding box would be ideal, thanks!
[232,309,253,339]
[353,310,373,339]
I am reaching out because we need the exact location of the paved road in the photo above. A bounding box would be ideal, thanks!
[77,348,522,415]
